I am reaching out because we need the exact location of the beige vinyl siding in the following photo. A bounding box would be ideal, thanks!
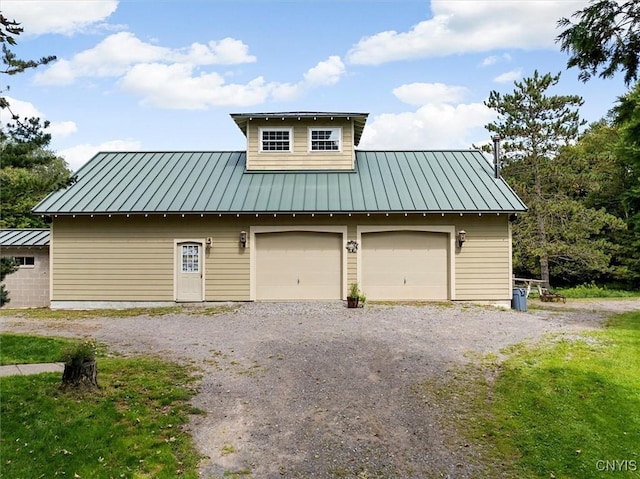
[51,213,512,303]
[52,216,251,302]
[246,118,354,170]
[454,215,511,300]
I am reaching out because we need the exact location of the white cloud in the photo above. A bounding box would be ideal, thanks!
[48,121,78,138]
[33,26,345,108]
[119,63,270,109]
[493,68,522,83]
[181,38,257,65]
[347,0,583,65]
[481,53,512,67]
[117,55,346,109]
[359,81,495,150]
[60,140,142,173]
[360,103,495,150]
[1,97,77,138]
[393,82,468,106]
[35,32,256,85]
[2,0,118,36]
[303,56,345,86]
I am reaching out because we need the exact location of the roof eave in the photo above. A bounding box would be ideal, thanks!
[37,208,527,216]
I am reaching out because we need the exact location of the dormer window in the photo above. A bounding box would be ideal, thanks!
[260,128,292,152]
[309,127,341,152]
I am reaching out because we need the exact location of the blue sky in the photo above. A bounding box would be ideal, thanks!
[3,0,628,172]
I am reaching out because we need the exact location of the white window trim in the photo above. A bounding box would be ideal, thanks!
[259,127,293,153]
[14,256,36,269]
[308,127,342,153]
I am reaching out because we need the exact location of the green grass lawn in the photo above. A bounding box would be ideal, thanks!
[0,334,79,365]
[425,311,640,478]
[556,283,640,298]
[0,304,238,320]
[0,335,201,478]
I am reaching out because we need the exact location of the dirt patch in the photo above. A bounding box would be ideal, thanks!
[2,299,638,477]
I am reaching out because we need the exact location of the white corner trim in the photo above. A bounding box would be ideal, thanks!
[508,221,513,294]
[249,225,349,301]
[356,225,457,301]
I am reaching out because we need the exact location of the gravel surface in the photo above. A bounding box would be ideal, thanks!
[2,299,639,478]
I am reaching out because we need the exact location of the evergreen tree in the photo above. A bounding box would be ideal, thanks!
[0,256,18,306]
[485,71,625,288]
[557,0,640,85]
[0,12,71,228]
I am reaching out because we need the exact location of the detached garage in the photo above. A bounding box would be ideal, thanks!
[33,112,527,308]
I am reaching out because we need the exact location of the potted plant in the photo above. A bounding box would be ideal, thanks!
[358,292,366,307]
[347,282,361,308]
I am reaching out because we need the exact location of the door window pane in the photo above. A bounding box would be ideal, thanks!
[181,245,199,273]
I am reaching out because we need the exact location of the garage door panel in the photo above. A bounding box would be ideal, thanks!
[362,231,448,300]
[256,232,342,300]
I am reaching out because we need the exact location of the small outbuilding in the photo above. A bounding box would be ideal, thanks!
[33,112,526,308]
[0,229,50,308]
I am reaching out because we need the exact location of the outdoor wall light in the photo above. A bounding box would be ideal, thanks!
[457,230,467,248]
[345,240,359,253]
[206,237,212,246]
[239,231,247,248]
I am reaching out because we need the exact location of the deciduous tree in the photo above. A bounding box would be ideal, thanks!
[610,84,640,287]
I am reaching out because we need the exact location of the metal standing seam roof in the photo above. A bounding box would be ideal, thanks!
[33,150,527,215]
[0,229,50,247]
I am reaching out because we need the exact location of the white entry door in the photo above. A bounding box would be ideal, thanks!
[176,242,203,302]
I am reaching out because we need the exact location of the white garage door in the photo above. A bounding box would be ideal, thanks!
[256,232,342,300]
[362,231,449,300]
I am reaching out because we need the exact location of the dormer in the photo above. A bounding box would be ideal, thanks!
[231,112,368,171]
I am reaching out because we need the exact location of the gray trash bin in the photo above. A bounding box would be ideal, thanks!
[511,288,527,311]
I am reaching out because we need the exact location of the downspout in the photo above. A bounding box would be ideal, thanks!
[492,134,501,179]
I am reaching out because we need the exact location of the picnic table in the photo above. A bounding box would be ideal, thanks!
[513,277,566,303]
[512,277,544,298]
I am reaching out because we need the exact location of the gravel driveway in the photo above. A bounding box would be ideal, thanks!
[2,299,639,478]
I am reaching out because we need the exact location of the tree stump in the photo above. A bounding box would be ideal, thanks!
[61,358,99,390]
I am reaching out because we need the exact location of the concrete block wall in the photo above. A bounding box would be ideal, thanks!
[1,247,49,308]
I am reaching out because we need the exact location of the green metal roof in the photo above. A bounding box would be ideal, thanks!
[33,151,527,215]
[0,229,50,247]
[231,112,369,146]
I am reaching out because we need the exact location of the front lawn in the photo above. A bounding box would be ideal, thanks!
[422,311,640,478]
[0,334,78,365]
[0,335,201,478]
